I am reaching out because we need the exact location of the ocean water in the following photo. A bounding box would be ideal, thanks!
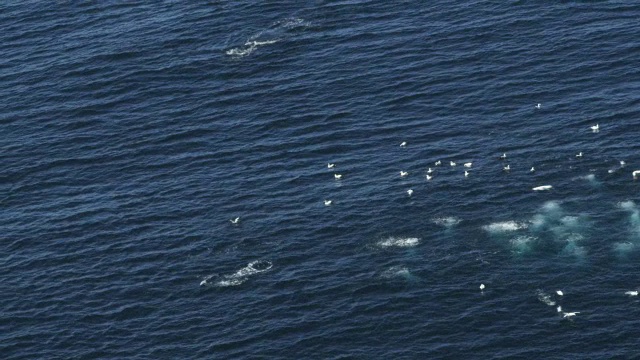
[2,1,640,358]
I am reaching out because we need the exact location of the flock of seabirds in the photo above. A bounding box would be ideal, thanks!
[225,104,640,321]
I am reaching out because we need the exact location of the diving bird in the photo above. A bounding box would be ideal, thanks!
[435,160,442,166]
[324,200,332,206]
[334,174,342,180]
[400,141,407,147]
[427,168,433,174]
[400,171,408,177]
[450,161,457,167]
[535,103,541,109]
[530,167,535,172]
[557,306,562,313]
[480,284,485,290]
[464,162,472,168]
[426,174,433,180]
[464,170,469,177]
[556,290,563,296]
[499,153,507,160]
[590,124,599,132]
[563,312,580,318]
[327,163,335,169]
[230,217,240,224]
[407,189,413,196]
[576,152,583,158]
[625,290,638,296]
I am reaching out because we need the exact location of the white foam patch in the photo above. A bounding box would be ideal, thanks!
[433,217,461,228]
[614,241,636,254]
[378,237,420,248]
[536,289,556,306]
[201,260,273,287]
[226,39,280,57]
[483,221,529,233]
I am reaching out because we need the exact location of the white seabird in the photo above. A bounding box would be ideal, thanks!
[532,185,553,191]
[435,160,442,166]
[230,217,240,224]
[557,306,562,313]
[427,168,433,174]
[500,153,507,160]
[620,161,626,167]
[633,170,640,180]
[535,103,541,109]
[464,170,469,177]
[576,152,583,158]
[324,200,332,206]
[450,161,457,167]
[503,164,510,171]
[407,189,413,196]
[625,290,638,296]
[400,171,408,177]
[556,290,563,296]
[400,141,407,147]
[563,312,580,318]
[334,174,342,180]
[200,279,208,286]
[590,124,599,132]
[327,163,335,169]
[530,167,535,172]
[426,174,433,180]
[464,162,472,168]
[480,284,485,290]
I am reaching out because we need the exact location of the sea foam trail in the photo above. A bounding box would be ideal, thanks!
[483,221,529,234]
[201,260,273,287]
[377,237,420,248]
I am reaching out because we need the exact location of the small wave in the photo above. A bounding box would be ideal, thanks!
[380,266,411,279]
[201,260,272,287]
[483,221,528,233]
[536,289,556,306]
[378,237,420,248]
[433,217,461,227]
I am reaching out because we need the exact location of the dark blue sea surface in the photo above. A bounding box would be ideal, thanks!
[2,1,640,359]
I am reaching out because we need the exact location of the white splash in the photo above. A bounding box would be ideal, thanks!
[536,289,556,306]
[380,266,412,279]
[433,217,461,228]
[378,237,420,248]
[483,221,529,233]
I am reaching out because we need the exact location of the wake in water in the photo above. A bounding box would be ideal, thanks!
[200,260,273,287]
[226,17,310,58]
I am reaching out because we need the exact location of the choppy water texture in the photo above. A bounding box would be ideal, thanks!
[2,2,640,359]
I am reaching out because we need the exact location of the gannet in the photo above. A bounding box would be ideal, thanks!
[407,189,413,196]
[590,124,599,131]
[426,174,433,180]
[480,284,485,290]
[464,162,472,168]
[500,153,507,160]
[435,160,442,166]
[576,152,583,158]
[324,200,332,206]
[327,163,335,169]
[503,164,510,171]
[450,161,457,167]
[427,168,433,174]
[530,167,535,172]
[556,290,563,296]
[464,170,469,177]
[563,312,580,318]
[620,161,626,167]
[535,103,541,109]
[400,141,407,147]
[334,174,342,179]
[400,171,408,177]
[230,217,240,224]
